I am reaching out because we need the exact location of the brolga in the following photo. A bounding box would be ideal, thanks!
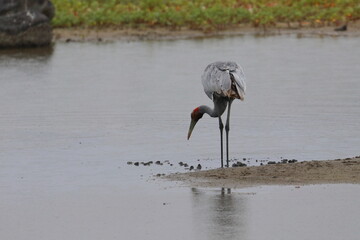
[187,61,246,168]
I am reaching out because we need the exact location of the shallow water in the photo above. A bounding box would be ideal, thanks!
[0,35,360,239]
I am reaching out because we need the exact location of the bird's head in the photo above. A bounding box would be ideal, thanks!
[187,107,204,140]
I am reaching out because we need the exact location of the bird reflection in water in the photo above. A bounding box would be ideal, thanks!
[191,188,247,240]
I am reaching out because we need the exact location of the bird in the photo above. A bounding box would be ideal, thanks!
[187,61,246,168]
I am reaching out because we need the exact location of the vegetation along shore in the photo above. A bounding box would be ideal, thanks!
[52,0,359,30]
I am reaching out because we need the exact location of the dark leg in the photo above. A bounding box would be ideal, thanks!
[218,117,224,168]
[225,100,233,167]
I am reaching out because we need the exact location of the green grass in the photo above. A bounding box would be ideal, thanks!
[51,0,360,30]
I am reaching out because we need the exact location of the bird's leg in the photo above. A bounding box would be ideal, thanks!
[225,99,233,168]
[218,117,224,168]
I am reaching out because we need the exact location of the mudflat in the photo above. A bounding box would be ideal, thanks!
[53,20,360,42]
[167,157,360,188]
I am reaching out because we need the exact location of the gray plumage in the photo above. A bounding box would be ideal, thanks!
[201,61,246,101]
[188,61,247,168]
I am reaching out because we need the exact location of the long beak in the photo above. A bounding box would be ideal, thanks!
[187,119,198,140]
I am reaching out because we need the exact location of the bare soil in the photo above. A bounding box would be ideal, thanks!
[53,21,360,42]
[167,157,360,188]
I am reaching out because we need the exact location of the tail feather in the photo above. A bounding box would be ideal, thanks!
[230,72,246,100]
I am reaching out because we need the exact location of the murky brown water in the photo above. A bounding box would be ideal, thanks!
[0,35,360,239]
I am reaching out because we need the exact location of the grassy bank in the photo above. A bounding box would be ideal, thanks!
[52,0,360,31]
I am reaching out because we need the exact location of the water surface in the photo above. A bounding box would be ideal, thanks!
[0,35,359,239]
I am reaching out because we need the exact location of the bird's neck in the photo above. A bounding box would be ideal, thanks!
[199,102,226,118]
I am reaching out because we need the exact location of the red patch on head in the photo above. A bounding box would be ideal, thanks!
[191,107,203,121]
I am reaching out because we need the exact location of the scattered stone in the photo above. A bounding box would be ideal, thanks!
[288,159,298,163]
[179,162,184,166]
[268,161,276,165]
[197,164,202,170]
[155,161,162,165]
[232,162,247,167]
[189,166,194,171]
[334,24,347,31]
[134,162,139,166]
[183,163,189,167]
[281,159,288,164]
[127,161,133,165]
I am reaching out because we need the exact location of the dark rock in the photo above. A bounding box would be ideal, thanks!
[232,161,247,167]
[189,166,194,170]
[134,162,139,166]
[179,162,184,166]
[127,161,133,165]
[288,159,298,163]
[281,159,288,164]
[183,163,189,167]
[268,161,276,165]
[155,161,161,165]
[334,24,347,31]
[0,0,55,48]
[196,164,202,170]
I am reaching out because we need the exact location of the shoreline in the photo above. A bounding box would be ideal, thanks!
[166,156,360,188]
[52,21,360,42]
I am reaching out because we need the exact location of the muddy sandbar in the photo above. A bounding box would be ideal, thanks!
[167,157,360,188]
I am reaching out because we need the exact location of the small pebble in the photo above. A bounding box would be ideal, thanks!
[232,162,247,167]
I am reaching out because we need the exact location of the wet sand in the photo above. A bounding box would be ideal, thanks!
[53,21,360,42]
[167,157,360,188]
